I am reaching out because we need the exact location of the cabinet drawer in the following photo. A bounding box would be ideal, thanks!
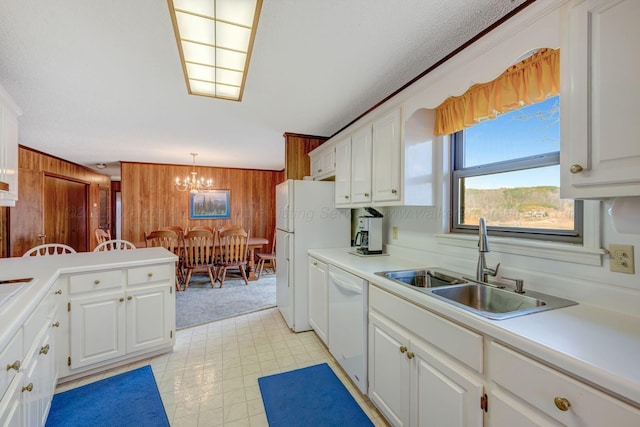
[369,285,483,372]
[0,330,23,401]
[127,264,172,286]
[23,293,51,353]
[489,341,640,425]
[69,270,123,294]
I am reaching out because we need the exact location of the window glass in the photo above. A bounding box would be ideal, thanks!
[452,95,582,242]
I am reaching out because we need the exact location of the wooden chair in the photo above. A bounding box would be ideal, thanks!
[188,226,215,234]
[94,228,111,244]
[23,244,76,257]
[144,230,183,290]
[215,228,250,286]
[182,229,216,291]
[255,233,276,279]
[218,224,242,234]
[93,239,136,252]
[160,226,184,236]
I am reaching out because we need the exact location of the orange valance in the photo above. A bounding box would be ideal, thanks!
[434,48,560,136]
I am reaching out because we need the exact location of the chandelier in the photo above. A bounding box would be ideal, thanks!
[175,153,214,193]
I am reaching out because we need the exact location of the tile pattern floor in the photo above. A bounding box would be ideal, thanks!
[55,307,390,426]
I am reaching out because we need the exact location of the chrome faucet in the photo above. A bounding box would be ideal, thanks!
[476,217,500,282]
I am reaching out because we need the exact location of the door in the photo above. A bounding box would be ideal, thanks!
[44,175,88,252]
[275,229,293,328]
[275,180,292,232]
[308,257,328,344]
[350,126,372,204]
[126,285,170,353]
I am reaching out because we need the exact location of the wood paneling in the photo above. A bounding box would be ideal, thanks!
[8,146,110,257]
[121,162,284,251]
[284,133,328,180]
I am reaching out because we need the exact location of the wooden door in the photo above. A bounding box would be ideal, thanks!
[44,175,88,252]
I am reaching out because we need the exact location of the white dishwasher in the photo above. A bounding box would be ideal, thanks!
[328,265,368,394]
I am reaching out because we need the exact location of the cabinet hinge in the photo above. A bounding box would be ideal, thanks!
[67,302,71,312]
[170,330,173,339]
[170,285,173,294]
[67,356,71,367]
[480,393,488,412]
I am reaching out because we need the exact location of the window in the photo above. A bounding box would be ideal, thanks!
[451,96,583,243]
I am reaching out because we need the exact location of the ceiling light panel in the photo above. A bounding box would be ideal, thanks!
[168,0,262,101]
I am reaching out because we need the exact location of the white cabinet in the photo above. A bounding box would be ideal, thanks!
[561,0,640,198]
[372,109,402,203]
[368,286,484,427]
[350,126,373,205]
[63,263,174,377]
[488,340,640,427]
[334,137,352,206]
[0,84,21,207]
[369,311,483,427]
[307,257,328,344]
[0,372,23,427]
[310,143,336,181]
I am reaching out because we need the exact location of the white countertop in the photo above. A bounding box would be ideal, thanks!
[0,248,177,350]
[308,247,640,406]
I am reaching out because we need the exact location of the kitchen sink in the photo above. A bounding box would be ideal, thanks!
[429,283,577,320]
[375,268,467,291]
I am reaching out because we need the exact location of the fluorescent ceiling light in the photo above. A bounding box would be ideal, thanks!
[167,0,263,101]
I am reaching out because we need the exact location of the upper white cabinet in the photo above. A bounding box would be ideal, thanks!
[329,107,435,208]
[561,0,640,198]
[0,84,21,207]
[310,143,336,181]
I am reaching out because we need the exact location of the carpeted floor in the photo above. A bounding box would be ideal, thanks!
[176,273,276,330]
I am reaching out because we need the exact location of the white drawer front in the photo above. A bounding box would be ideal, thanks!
[0,330,23,401]
[369,285,483,372]
[69,270,123,294]
[127,264,172,286]
[489,341,640,426]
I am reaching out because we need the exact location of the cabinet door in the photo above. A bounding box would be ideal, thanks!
[489,387,562,427]
[321,146,336,176]
[334,137,352,205]
[350,126,372,204]
[0,373,23,427]
[562,0,640,198]
[411,338,484,427]
[307,258,328,344]
[70,292,126,369]
[368,312,411,427]
[126,285,171,354]
[372,109,402,203]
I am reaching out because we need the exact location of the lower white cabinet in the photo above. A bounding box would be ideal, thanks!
[369,309,483,427]
[487,341,640,427]
[307,257,328,344]
[0,371,23,426]
[62,263,175,378]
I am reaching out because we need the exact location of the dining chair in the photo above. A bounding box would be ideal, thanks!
[144,229,183,290]
[160,226,184,236]
[188,226,215,234]
[215,228,250,286]
[182,229,216,291]
[23,243,77,257]
[94,228,111,244]
[255,232,276,279]
[93,239,136,252]
[218,224,242,234]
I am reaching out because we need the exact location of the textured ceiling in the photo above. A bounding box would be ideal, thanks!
[0,0,529,179]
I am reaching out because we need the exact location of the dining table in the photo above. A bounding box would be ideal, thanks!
[135,236,269,281]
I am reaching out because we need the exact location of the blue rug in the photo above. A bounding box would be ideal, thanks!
[258,363,373,427]
[46,365,169,427]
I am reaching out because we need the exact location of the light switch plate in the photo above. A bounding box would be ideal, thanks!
[392,227,398,240]
[609,244,635,274]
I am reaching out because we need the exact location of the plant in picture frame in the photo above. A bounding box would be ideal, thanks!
[190,190,230,219]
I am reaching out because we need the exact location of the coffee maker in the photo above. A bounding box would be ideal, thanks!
[354,207,383,255]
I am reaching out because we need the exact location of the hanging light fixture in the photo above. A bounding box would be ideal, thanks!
[167,0,263,101]
[175,153,214,193]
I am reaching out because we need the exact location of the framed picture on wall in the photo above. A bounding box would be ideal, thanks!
[190,190,230,219]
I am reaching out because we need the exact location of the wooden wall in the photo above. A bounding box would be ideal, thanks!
[284,133,328,180]
[121,162,284,249]
[8,146,111,257]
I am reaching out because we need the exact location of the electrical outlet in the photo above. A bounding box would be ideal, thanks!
[609,244,635,274]
[392,227,398,240]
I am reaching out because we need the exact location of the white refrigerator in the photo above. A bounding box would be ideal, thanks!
[276,179,350,332]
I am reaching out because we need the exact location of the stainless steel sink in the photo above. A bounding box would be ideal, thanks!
[429,283,577,320]
[375,268,467,291]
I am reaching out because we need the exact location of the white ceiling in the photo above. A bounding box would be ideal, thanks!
[0,0,529,180]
